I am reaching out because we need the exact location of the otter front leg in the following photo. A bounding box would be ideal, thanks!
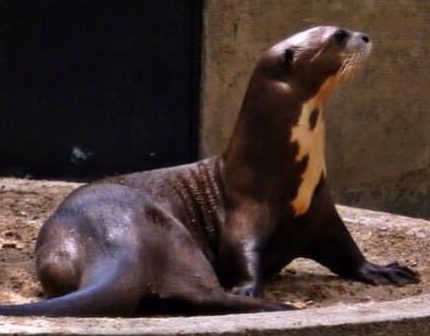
[304,179,420,286]
[218,203,273,297]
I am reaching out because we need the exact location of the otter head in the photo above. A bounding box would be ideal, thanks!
[264,27,371,216]
[224,27,371,214]
[257,26,371,102]
[249,27,371,215]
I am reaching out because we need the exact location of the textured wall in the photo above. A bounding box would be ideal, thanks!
[200,0,430,219]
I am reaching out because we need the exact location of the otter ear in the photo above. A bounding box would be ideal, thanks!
[283,48,294,70]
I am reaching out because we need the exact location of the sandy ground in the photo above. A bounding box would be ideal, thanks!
[0,178,428,310]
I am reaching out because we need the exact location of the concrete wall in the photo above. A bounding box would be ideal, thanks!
[200,0,430,219]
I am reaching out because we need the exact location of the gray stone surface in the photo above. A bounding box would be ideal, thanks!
[200,0,430,219]
[0,294,429,335]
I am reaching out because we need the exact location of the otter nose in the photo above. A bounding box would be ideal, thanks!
[360,34,370,43]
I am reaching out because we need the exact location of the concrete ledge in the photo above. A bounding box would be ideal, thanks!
[0,294,429,335]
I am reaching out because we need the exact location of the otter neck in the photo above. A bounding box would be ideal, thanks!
[222,77,334,213]
[290,98,326,216]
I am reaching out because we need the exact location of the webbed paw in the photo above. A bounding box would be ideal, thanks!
[356,261,420,286]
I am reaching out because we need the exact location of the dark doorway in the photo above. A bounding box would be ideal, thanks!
[0,0,202,179]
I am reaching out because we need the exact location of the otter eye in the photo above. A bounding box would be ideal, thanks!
[333,29,349,44]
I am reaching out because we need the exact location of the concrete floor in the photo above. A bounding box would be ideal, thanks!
[0,206,429,335]
[0,294,429,335]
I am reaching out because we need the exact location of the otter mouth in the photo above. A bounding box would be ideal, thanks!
[338,49,369,81]
[338,38,372,81]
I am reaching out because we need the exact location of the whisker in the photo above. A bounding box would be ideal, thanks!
[337,50,366,81]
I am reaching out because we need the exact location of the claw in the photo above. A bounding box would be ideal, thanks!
[386,261,400,268]
[231,282,261,297]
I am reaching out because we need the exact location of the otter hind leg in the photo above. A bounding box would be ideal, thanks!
[138,292,295,316]
[36,243,82,298]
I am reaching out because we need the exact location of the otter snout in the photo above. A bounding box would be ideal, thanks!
[347,31,372,56]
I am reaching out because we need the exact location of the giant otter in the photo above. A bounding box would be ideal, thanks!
[0,26,419,317]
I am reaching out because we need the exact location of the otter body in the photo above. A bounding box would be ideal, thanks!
[0,26,419,317]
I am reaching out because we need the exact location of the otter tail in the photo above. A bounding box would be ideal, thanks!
[0,286,137,317]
